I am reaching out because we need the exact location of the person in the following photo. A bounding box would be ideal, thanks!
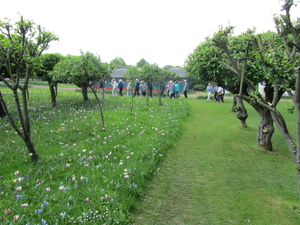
[111,78,118,95]
[166,82,170,97]
[182,80,188,98]
[169,81,176,99]
[126,80,132,96]
[213,84,219,102]
[148,81,153,98]
[175,81,180,98]
[217,86,224,103]
[140,80,147,96]
[118,79,124,96]
[206,83,214,101]
[133,79,140,97]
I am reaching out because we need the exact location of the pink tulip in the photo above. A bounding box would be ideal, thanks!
[13,215,19,221]
[4,208,11,214]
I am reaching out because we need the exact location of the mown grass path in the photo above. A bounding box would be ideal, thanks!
[133,97,300,224]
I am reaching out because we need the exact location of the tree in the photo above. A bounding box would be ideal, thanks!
[184,36,250,127]
[212,27,292,152]
[36,53,63,107]
[110,56,126,69]
[0,16,58,162]
[52,51,111,102]
[136,58,148,67]
[140,63,159,105]
[185,27,293,151]
[123,65,140,113]
[273,0,300,191]
[80,51,111,130]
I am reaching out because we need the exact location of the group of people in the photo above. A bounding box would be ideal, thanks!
[206,83,225,103]
[133,79,153,97]
[110,78,189,98]
[111,78,125,96]
[166,80,188,99]
[111,79,153,97]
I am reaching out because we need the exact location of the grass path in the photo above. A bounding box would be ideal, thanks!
[133,98,300,224]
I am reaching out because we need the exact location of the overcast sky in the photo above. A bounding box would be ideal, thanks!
[1,0,299,67]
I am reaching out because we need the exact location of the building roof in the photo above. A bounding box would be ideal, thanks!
[167,68,187,77]
[111,67,187,78]
[111,68,127,78]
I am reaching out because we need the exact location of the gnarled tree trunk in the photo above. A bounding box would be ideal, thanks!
[256,107,274,151]
[233,96,248,128]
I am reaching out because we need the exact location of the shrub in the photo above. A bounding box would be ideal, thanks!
[197,94,213,100]
[192,84,205,91]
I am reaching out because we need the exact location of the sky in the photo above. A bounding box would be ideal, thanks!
[1,0,299,67]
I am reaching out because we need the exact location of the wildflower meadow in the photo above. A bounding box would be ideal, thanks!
[0,87,189,224]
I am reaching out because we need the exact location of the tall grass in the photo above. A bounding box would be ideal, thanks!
[0,87,189,224]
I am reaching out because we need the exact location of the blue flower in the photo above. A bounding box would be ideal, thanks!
[34,209,43,214]
[41,219,48,225]
[15,195,23,200]
[43,201,49,206]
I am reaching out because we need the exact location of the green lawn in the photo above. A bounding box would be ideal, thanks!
[133,97,300,225]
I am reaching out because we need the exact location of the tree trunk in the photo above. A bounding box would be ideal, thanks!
[233,96,248,128]
[48,81,57,107]
[23,132,39,162]
[257,107,274,151]
[0,101,6,118]
[82,86,89,101]
[90,87,105,131]
[293,71,300,193]
[131,96,134,114]
[231,97,236,112]
[271,110,296,161]
[158,92,162,105]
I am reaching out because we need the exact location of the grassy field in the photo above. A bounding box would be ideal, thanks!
[0,87,189,224]
[133,97,300,224]
[0,86,299,224]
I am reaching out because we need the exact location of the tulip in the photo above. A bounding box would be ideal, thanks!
[13,215,19,221]
[4,208,11,214]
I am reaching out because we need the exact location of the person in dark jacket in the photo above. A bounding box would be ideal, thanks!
[133,79,140,97]
[148,81,153,98]
[118,79,124,96]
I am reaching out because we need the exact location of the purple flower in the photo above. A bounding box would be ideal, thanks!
[34,209,43,214]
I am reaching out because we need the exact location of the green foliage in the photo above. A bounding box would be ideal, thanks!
[110,56,126,69]
[51,51,111,88]
[192,84,205,91]
[196,93,213,99]
[136,58,148,67]
[36,53,63,82]
[284,103,295,114]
